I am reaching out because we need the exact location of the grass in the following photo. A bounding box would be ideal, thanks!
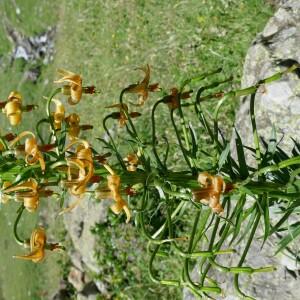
[0,0,274,299]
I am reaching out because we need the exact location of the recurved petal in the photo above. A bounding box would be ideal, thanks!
[8,91,22,102]
[23,194,39,212]
[3,100,22,126]
[110,197,131,223]
[14,248,45,263]
[68,85,83,105]
[55,69,82,86]
[139,64,150,86]
[31,228,46,249]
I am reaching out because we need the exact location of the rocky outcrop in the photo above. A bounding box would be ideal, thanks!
[62,191,111,299]
[235,0,300,159]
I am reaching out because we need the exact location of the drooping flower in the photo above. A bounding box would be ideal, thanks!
[107,174,131,223]
[54,69,96,105]
[65,113,93,140]
[10,131,46,172]
[61,140,94,213]
[163,87,192,110]
[106,103,141,127]
[14,227,62,263]
[3,91,22,125]
[192,172,228,214]
[125,64,160,106]
[65,113,80,139]
[4,178,40,212]
[123,153,139,172]
[96,165,131,223]
[52,99,65,130]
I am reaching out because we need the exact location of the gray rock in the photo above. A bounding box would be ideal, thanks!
[235,0,300,163]
[68,266,86,292]
[5,23,56,68]
[63,190,110,273]
[51,280,72,300]
[77,282,100,300]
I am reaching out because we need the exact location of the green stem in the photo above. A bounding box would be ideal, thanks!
[170,109,193,170]
[14,205,26,246]
[151,99,167,170]
[233,210,261,299]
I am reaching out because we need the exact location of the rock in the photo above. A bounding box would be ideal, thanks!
[5,23,56,69]
[235,0,300,164]
[77,282,100,300]
[51,280,72,300]
[63,190,110,273]
[68,266,86,292]
[69,250,85,272]
[94,279,109,296]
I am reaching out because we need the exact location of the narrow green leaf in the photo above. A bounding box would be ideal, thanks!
[218,143,230,170]
[262,195,270,248]
[267,124,277,154]
[235,128,249,179]
[276,224,300,254]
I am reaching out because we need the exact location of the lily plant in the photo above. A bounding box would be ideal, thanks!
[0,64,299,299]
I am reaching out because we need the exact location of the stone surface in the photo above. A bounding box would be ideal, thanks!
[63,190,110,273]
[5,22,56,68]
[235,0,300,162]
[68,266,86,292]
[77,282,100,300]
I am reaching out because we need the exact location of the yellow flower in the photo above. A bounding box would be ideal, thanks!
[65,113,93,140]
[14,227,62,263]
[125,64,160,106]
[52,99,65,130]
[4,178,40,212]
[123,153,139,172]
[192,172,226,214]
[65,113,80,140]
[107,174,131,223]
[61,140,94,213]
[97,164,131,223]
[3,91,22,125]
[106,103,141,127]
[54,69,96,105]
[163,87,192,110]
[10,131,46,172]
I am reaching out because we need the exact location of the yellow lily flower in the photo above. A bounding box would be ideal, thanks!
[65,113,93,140]
[54,69,96,105]
[65,113,80,139]
[98,164,131,223]
[3,91,22,125]
[163,87,192,110]
[4,178,40,212]
[108,174,131,223]
[106,103,141,127]
[14,227,62,263]
[10,131,46,172]
[125,64,160,106]
[192,172,226,214]
[123,153,139,172]
[61,140,94,213]
[52,99,65,130]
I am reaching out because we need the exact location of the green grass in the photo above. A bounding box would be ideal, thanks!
[0,0,274,299]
